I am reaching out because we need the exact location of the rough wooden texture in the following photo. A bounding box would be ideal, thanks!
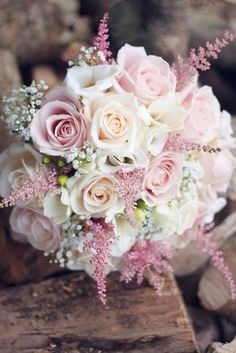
[198,234,236,324]
[0,0,91,64]
[0,272,199,353]
[0,49,22,150]
[205,337,236,353]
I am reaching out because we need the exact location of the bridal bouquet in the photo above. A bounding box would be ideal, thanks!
[1,13,235,303]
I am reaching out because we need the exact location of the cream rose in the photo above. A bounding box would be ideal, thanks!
[68,171,124,218]
[43,187,72,224]
[90,93,139,154]
[0,143,41,198]
[10,206,63,252]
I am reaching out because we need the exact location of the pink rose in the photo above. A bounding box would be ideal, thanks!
[10,206,63,252]
[184,86,221,143]
[143,151,183,206]
[116,44,176,104]
[31,87,90,156]
[200,149,235,193]
[176,74,198,109]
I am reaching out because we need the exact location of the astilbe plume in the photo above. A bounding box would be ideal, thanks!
[0,166,58,207]
[196,223,236,299]
[120,240,173,295]
[93,12,112,63]
[113,168,145,227]
[166,134,221,154]
[172,31,235,90]
[83,219,116,304]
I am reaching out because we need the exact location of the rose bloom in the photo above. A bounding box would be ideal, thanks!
[0,142,41,198]
[143,151,183,206]
[184,86,221,143]
[64,64,120,99]
[31,87,90,156]
[200,148,235,193]
[90,93,139,154]
[10,206,63,252]
[115,44,176,104]
[68,171,124,218]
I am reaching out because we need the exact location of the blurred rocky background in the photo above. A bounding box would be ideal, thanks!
[0,1,236,352]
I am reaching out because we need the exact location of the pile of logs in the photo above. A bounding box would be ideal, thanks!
[0,1,236,352]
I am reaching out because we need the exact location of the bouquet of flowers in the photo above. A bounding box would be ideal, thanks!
[1,13,235,303]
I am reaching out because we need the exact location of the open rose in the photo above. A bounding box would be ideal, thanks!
[184,86,221,143]
[0,143,41,198]
[143,151,183,206]
[68,171,124,218]
[115,44,176,104]
[90,93,139,154]
[31,87,89,156]
[10,206,63,252]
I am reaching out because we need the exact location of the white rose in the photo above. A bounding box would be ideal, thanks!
[43,187,72,224]
[10,205,62,252]
[90,93,139,154]
[64,64,121,99]
[68,171,124,218]
[153,204,180,237]
[97,148,148,174]
[0,143,41,198]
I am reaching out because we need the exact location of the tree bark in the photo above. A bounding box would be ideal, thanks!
[0,272,199,353]
[205,337,236,353]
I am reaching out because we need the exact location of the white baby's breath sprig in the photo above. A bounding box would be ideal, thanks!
[65,143,97,177]
[2,80,48,142]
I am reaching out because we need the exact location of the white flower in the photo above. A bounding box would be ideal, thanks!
[43,187,72,224]
[153,204,180,237]
[0,142,41,198]
[68,171,124,218]
[110,215,138,257]
[148,94,185,131]
[64,64,121,99]
[97,148,148,173]
[90,93,139,154]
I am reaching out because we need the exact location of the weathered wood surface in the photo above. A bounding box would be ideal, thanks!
[198,234,236,324]
[0,272,199,353]
[0,0,90,64]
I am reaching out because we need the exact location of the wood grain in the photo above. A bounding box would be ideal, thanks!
[0,272,199,353]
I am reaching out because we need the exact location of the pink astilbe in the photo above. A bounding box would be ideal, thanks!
[196,223,236,299]
[166,134,221,154]
[120,240,173,295]
[0,166,58,207]
[93,12,112,63]
[83,219,116,304]
[113,168,145,227]
[173,31,235,90]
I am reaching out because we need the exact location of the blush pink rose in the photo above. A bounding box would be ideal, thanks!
[176,73,198,109]
[143,151,183,206]
[184,86,221,143]
[116,44,176,104]
[200,148,235,193]
[31,87,90,156]
[10,206,63,252]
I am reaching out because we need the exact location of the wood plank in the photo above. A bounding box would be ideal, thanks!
[0,272,199,353]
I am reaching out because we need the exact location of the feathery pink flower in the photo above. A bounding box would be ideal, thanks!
[173,31,235,90]
[113,168,145,227]
[121,240,173,295]
[196,223,236,299]
[83,219,116,304]
[166,134,221,154]
[0,166,58,207]
[93,12,112,63]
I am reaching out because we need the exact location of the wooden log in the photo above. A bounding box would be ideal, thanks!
[0,272,199,353]
[198,233,236,324]
[205,337,236,353]
[0,0,91,64]
[0,49,22,151]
